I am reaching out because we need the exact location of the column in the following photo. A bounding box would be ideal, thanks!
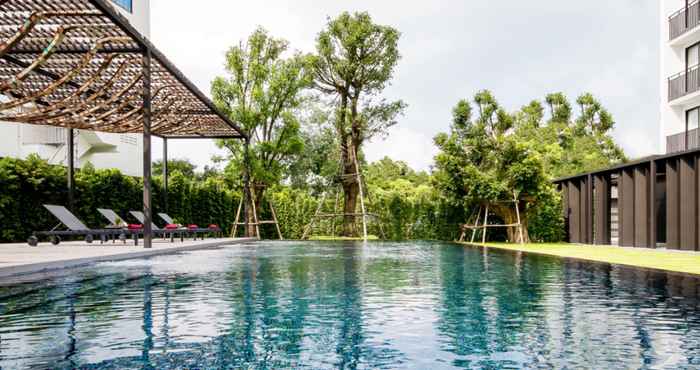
[666,159,681,250]
[67,128,75,212]
[163,138,168,213]
[594,174,611,245]
[142,50,153,249]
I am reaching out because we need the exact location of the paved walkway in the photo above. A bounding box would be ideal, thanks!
[0,238,257,278]
[461,242,700,276]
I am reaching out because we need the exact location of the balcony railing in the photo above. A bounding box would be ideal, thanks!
[669,0,700,41]
[667,128,700,153]
[668,65,700,101]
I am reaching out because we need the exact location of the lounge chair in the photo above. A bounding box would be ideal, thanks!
[97,208,128,228]
[157,213,222,238]
[29,205,138,247]
[129,211,185,242]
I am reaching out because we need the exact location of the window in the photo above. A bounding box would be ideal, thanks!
[687,106,700,131]
[111,0,133,13]
[686,106,700,150]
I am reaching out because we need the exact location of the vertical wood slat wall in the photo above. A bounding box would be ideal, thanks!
[665,155,700,251]
[679,157,696,251]
[593,174,610,245]
[666,159,680,249]
[559,161,656,249]
[562,177,594,244]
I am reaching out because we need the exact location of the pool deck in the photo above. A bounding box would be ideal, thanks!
[461,242,700,276]
[0,237,257,278]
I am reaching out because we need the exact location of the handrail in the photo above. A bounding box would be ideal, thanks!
[669,0,700,20]
[668,64,700,81]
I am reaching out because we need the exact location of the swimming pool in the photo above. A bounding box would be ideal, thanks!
[1,241,699,369]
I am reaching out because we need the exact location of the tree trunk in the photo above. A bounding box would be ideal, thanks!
[342,179,359,237]
[492,203,530,244]
[340,138,360,237]
[244,185,265,238]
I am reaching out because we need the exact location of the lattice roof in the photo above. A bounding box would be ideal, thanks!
[0,0,245,139]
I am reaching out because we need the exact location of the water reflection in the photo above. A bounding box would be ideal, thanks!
[0,242,700,368]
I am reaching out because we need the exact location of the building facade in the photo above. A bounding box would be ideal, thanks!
[661,0,700,154]
[0,0,150,177]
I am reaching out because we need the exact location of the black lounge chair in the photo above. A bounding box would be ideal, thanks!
[29,205,137,247]
[157,213,223,238]
[128,211,185,242]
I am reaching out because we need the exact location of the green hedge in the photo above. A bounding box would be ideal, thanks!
[0,155,239,243]
[0,155,558,243]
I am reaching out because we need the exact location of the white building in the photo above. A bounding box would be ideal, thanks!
[0,0,151,177]
[660,0,700,154]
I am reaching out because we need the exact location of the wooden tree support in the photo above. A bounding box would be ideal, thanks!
[301,146,385,242]
[458,192,525,245]
[230,191,283,240]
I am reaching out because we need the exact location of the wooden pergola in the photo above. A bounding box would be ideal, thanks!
[0,0,247,248]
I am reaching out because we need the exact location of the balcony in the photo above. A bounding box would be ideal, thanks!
[667,128,700,153]
[668,65,700,102]
[669,1,700,42]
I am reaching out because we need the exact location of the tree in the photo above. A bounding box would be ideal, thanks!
[365,157,429,189]
[153,159,197,178]
[212,28,313,237]
[286,102,340,193]
[518,92,626,178]
[312,11,406,236]
[433,90,626,243]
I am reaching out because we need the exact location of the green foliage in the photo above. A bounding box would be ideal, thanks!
[0,156,239,243]
[286,104,341,192]
[0,155,67,242]
[364,157,465,241]
[312,11,406,146]
[433,90,626,243]
[212,27,313,189]
[312,11,406,236]
[152,159,197,178]
[527,186,566,243]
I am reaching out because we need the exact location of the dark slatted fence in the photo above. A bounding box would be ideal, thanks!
[556,150,700,250]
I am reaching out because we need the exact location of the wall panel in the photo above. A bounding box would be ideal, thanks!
[619,169,635,247]
[594,174,611,245]
[568,180,581,244]
[633,166,651,248]
[666,159,681,250]
[679,157,697,251]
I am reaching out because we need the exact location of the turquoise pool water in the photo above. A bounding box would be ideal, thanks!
[1,241,700,369]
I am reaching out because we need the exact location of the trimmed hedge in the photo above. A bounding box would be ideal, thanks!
[0,155,239,243]
[1,155,551,243]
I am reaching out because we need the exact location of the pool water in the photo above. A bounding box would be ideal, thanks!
[1,241,700,369]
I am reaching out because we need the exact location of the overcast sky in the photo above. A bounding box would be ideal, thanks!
[149,0,658,172]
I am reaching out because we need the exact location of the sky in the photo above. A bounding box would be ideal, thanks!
[149,0,659,172]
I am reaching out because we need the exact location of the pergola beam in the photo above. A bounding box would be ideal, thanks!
[7,47,142,55]
[0,0,248,249]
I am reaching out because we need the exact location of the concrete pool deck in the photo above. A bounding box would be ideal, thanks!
[0,237,257,278]
[461,242,700,276]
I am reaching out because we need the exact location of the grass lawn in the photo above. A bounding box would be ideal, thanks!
[460,242,700,276]
[309,235,380,241]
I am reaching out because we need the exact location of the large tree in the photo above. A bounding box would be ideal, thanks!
[433,91,626,243]
[312,12,406,236]
[212,28,312,237]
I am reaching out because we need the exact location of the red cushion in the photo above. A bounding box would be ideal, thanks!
[208,224,219,229]
[187,224,199,230]
[165,224,179,230]
[128,224,143,230]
